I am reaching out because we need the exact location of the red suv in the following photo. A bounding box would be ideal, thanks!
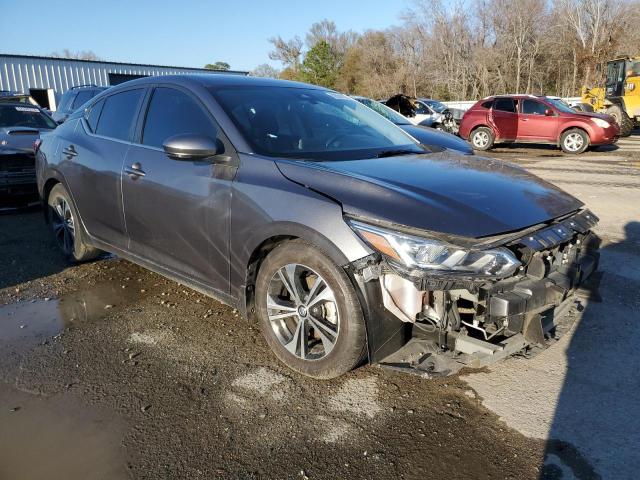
[459,95,620,154]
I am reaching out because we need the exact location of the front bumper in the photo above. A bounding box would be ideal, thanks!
[348,209,600,377]
[590,124,621,144]
[0,169,38,207]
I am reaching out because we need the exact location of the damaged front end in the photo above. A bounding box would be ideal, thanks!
[345,209,600,377]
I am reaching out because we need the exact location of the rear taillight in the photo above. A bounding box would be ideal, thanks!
[33,138,42,153]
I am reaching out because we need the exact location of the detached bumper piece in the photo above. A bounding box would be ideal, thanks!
[373,209,600,378]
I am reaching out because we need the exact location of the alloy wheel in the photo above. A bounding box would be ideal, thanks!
[266,264,339,361]
[51,196,75,256]
[564,133,584,152]
[473,130,489,148]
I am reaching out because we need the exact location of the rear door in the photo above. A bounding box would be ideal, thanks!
[62,87,146,249]
[518,99,558,141]
[121,85,236,293]
[489,98,518,140]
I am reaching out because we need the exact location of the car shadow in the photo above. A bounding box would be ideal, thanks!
[540,221,640,479]
[0,208,68,290]
[491,142,621,154]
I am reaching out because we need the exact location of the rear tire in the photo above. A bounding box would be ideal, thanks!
[255,239,367,379]
[470,126,494,151]
[47,184,101,262]
[606,104,633,137]
[560,128,589,154]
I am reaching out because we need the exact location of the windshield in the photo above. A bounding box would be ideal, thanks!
[211,87,422,161]
[423,99,448,113]
[545,98,576,114]
[626,60,640,77]
[0,105,56,129]
[354,97,412,125]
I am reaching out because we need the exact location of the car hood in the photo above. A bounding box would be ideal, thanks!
[275,151,583,238]
[570,111,616,123]
[399,124,473,155]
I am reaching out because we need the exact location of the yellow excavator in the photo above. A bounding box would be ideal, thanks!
[581,56,640,137]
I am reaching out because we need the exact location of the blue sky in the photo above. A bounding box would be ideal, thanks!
[0,0,408,71]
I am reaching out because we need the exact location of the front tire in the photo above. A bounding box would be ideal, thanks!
[255,240,367,379]
[606,104,633,137]
[560,128,589,154]
[47,184,101,262]
[470,126,494,151]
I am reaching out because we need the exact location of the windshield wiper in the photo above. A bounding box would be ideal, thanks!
[376,149,422,158]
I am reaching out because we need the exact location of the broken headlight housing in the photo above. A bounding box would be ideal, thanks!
[349,219,521,278]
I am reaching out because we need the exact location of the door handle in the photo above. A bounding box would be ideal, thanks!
[521,118,529,121]
[124,162,146,178]
[63,145,78,159]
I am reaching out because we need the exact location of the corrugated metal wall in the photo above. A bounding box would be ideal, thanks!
[0,55,244,95]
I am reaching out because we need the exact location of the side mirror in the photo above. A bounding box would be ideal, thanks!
[163,134,224,161]
[544,109,554,116]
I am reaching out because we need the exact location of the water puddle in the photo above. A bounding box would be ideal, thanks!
[0,281,141,478]
[0,281,143,354]
[0,384,128,480]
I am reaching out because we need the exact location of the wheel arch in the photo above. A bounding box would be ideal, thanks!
[239,223,356,323]
[558,124,593,146]
[469,123,494,140]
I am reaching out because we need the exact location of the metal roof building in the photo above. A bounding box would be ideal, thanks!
[0,53,247,110]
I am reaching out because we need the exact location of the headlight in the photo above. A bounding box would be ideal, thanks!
[349,220,521,278]
[592,118,610,128]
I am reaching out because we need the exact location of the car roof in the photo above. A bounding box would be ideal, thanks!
[0,102,43,109]
[104,74,325,92]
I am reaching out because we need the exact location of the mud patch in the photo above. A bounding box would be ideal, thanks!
[327,376,382,418]
[128,331,169,346]
[231,366,290,398]
[317,416,355,443]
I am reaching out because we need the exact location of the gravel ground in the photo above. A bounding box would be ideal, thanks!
[0,137,638,480]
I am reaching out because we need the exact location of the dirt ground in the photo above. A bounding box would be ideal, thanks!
[1,137,638,480]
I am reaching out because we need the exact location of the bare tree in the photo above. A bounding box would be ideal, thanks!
[50,49,102,61]
[264,0,640,99]
[250,64,280,78]
[268,36,303,71]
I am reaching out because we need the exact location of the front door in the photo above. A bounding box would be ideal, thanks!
[121,86,235,294]
[518,99,558,141]
[490,98,518,140]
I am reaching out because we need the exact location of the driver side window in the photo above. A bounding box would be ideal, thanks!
[521,99,548,116]
[141,87,217,149]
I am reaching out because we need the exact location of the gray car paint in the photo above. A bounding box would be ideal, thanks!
[37,76,371,308]
[36,74,581,315]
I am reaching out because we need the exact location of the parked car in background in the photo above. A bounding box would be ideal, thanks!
[353,95,472,154]
[0,90,40,105]
[37,75,599,379]
[0,102,57,208]
[418,98,465,129]
[459,95,620,154]
[52,85,107,124]
[384,95,461,134]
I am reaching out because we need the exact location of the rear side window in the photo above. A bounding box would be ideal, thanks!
[415,102,430,115]
[95,89,144,141]
[481,101,493,109]
[58,91,76,112]
[141,87,217,149]
[71,90,96,110]
[521,99,548,115]
[85,99,104,133]
[493,98,516,113]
